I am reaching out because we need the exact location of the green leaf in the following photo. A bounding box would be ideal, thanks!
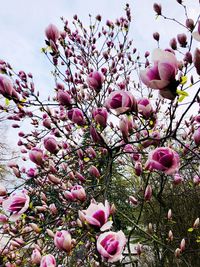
[5,98,10,106]
[188,228,194,232]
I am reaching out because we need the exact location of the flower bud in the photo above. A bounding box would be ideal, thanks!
[153,32,160,41]
[175,248,181,258]
[185,18,194,31]
[0,185,7,196]
[180,238,186,252]
[167,209,172,220]
[153,3,162,15]
[177,33,187,47]
[170,38,177,50]
[194,48,200,75]
[144,185,152,201]
[168,230,173,241]
[31,249,41,265]
[193,217,199,228]
[45,24,60,43]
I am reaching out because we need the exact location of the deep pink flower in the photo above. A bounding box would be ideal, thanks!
[137,98,153,118]
[54,230,72,252]
[92,107,108,128]
[44,137,58,154]
[97,231,126,263]
[79,200,110,228]
[145,147,180,175]
[140,49,179,100]
[45,24,60,43]
[105,90,137,114]
[194,48,200,76]
[57,90,72,106]
[67,108,85,126]
[29,148,44,165]
[2,190,30,221]
[40,254,56,267]
[86,71,104,92]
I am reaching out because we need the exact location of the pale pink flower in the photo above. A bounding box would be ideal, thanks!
[97,231,126,263]
[2,190,30,221]
[54,230,72,252]
[40,254,56,267]
[45,24,60,43]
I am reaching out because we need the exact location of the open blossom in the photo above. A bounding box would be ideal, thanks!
[57,90,72,106]
[86,71,104,92]
[97,231,126,263]
[145,147,180,175]
[2,190,30,221]
[140,48,179,100]
[79,200,110,228]
[105,90,137,114]
[40,254,56,267]
[54,230,72,252]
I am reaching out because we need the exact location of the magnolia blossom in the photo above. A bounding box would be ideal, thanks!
[0,76,18,100]
[57,90,72,106]
[2,190,30,221]
[97,231,126,263]
[67,108,85,126]
[29,148,44,165]
[105,90,137,114]
[64,185,86,201]
[40,254,56,267]
[92,107,108,128]
[79,200,111,229]
[86,71,104,92]
[31,249,42,265]
[45,24,60,43]
[193,127,200,145]
[137,98,153,118]
[44,137,58,154]
[145,147,180,175]
[54,230,72,252]
[140,48,179,100]
[192,21,200,42]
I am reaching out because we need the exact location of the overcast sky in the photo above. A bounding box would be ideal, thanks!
[0,0,199,149]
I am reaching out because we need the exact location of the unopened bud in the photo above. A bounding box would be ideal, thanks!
[168,230,173,241]
[180,238,186,252]
[144,185,152,201]
[153,3,162,15]
[167,209,172,220]
[153,32,160,41]
[193,217,199,228]
[175,248,181,258]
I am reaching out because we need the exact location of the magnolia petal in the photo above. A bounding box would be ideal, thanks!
[192,31,200,42]
[100,221,113,232]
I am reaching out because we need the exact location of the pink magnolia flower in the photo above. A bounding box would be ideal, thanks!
[2,190,30,221]
[0,213,8,223]
[67,108,85,126]
[29,148,44,165]
[92,107,108,128]
[140,49,179,100]
[45,24,60,43]
[137,98,153,118]
[57,90,72,106]
[40,254,56,267]
[31,249,42,265]
[192,21,200,42]
[0,185,7,196]
[194,48,200,76]
[86,71,104,92]
[145,147,180,175]
[44,137,58,154]
[193,127,200,146]
[65,185,86,202]
[97,231,126,263]
[54,230,72,252]
[79,200,110,228]
[105,90,137,114]
[0,76,18,100]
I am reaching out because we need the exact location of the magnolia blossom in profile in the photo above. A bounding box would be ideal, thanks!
[193,127,200,145]
[192,21,200,42]
[0,76,18,100]
[57,90,72,106]
[31,249,42,265]
[79,200,111,229]
[86,71,104,92]
[97,231,126,263]
[44,136,58,154]
[145,147,180,175]
[2,190,30,221]
[29,148,44,165]
[92,107,108,128]
[137,98,153,118]
[194,48,200,76]
[140,48,179,100]
[105,90,137,114]
[67,108,85,126]
[40,254,56,267]
[54,230,72,252]
[45,24,60,43]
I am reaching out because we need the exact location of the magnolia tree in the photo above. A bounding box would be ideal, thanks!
[0,2,200,267]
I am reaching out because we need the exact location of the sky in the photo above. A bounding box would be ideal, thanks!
[0,0,199,152]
